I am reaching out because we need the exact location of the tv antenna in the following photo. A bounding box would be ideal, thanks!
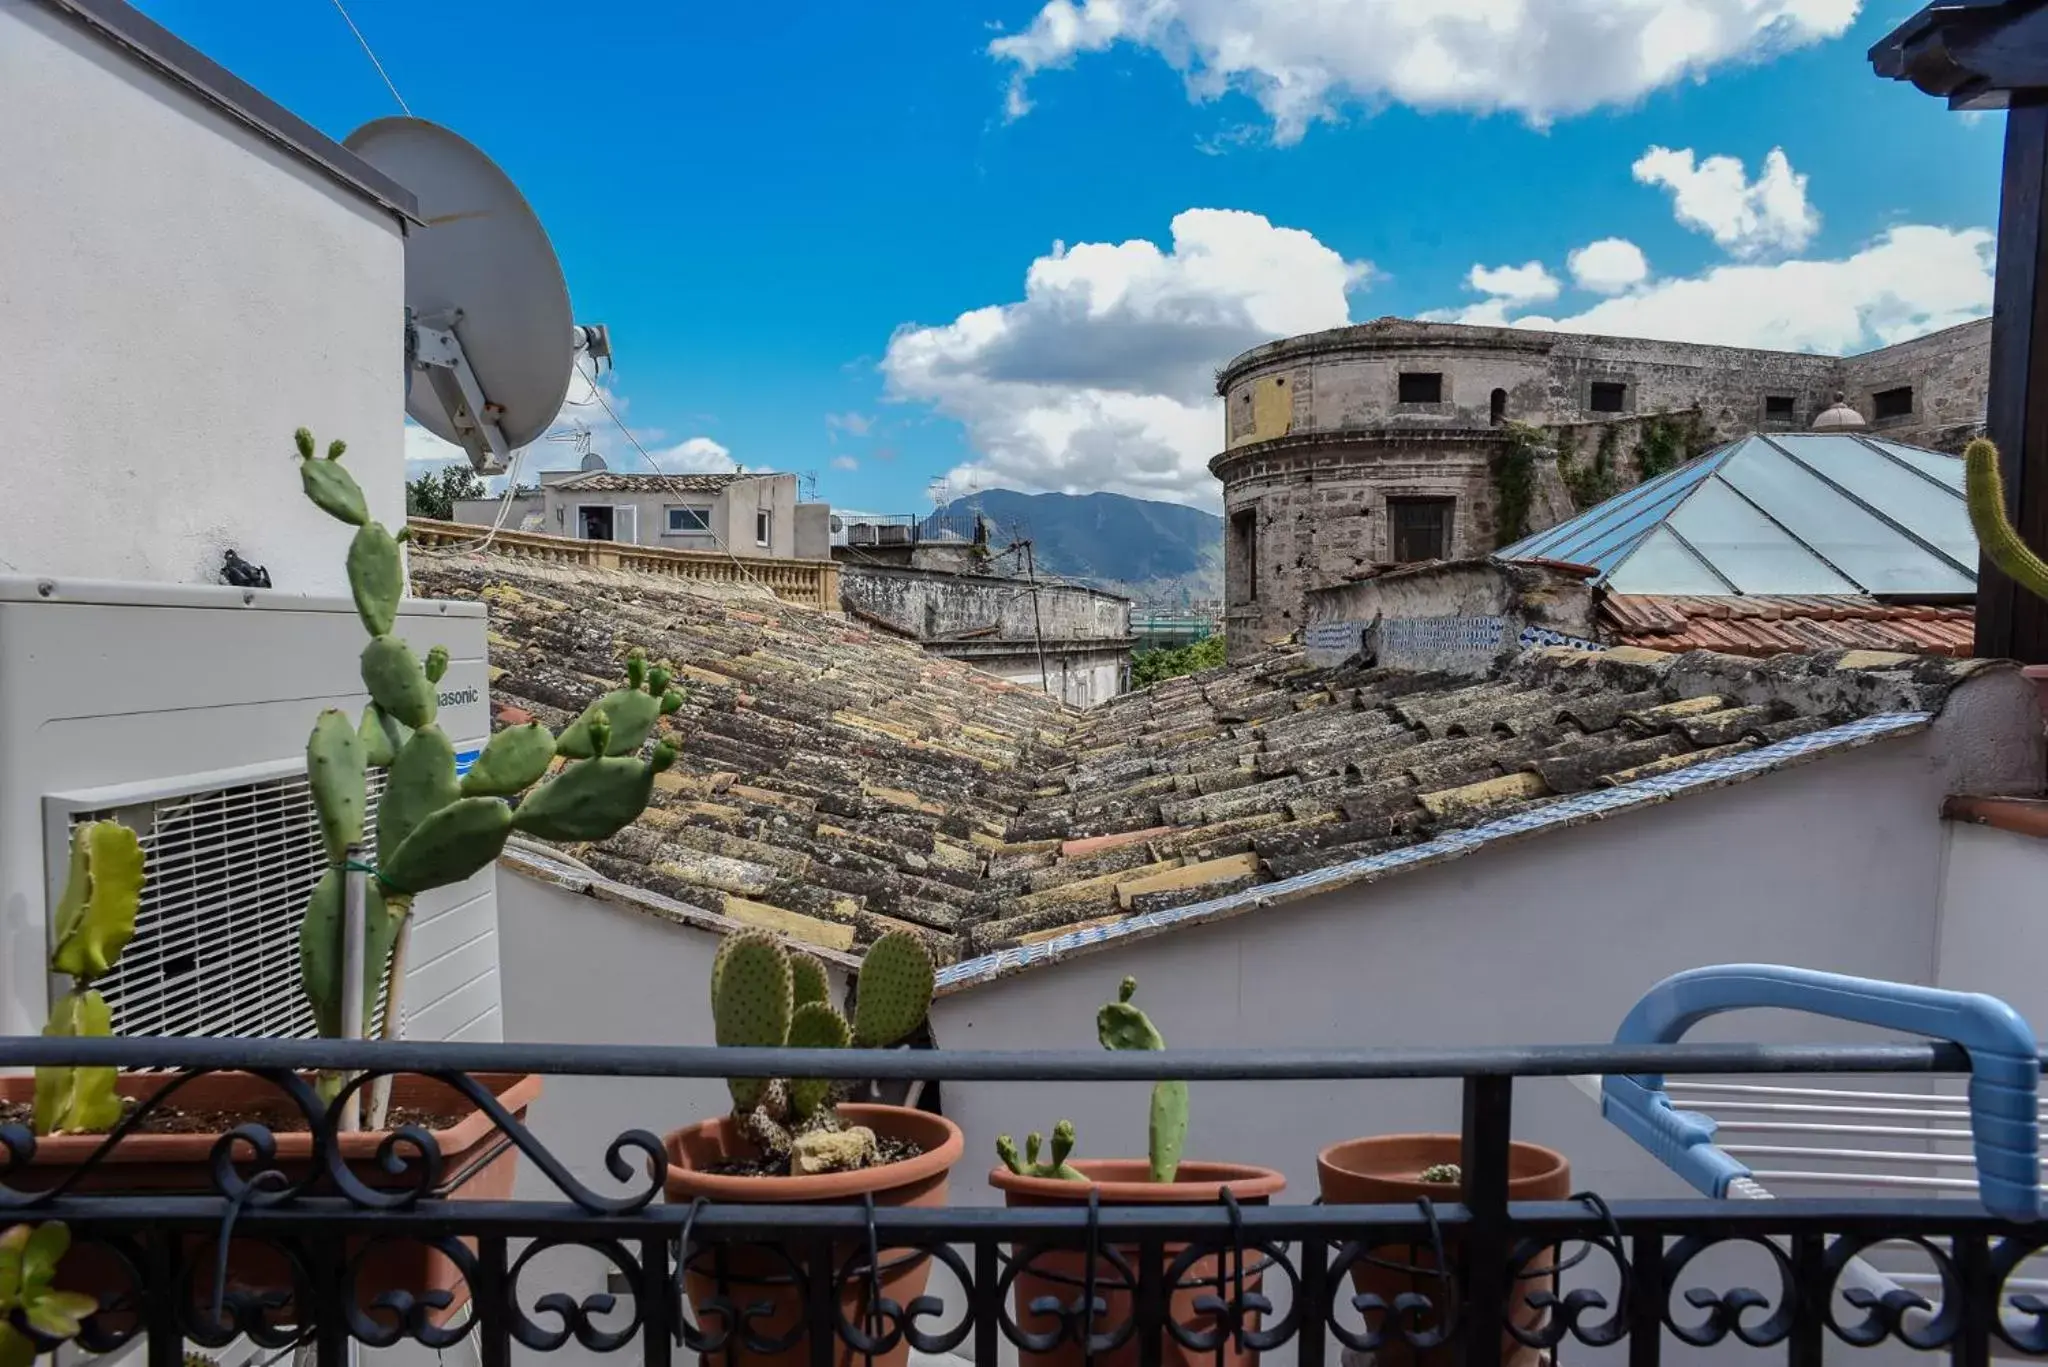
[344,117,610,475]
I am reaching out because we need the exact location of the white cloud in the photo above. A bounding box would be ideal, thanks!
[826,411,874,437]
[832,454,860,471]
[882,208,1366,505]
[992,0,1861,140]
[1442,224,1992,353]
[402,367,735,483]
[1467,261,1561,305]
[1568,238,1652,294]
[1632,145,1819,255]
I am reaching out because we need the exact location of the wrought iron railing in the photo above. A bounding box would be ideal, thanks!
[1,1034,2043,1367]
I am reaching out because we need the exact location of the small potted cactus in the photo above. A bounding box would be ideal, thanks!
[987,977,1285,1367]
[1315,1135,1570,1367]
[662,929,960,1367]
[0,432,679,1320]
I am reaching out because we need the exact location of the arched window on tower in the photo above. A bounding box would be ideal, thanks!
[1490,388,1507,426]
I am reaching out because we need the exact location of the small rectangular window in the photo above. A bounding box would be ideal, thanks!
[1589,381,1627,414]
[666,506,711,533]
[1873,385,1914,421]
[755,510,772,546]
[1389,498,1455,563]
[1764,395,1796,423]
[1398,372,1444,405]
[1230,509,1258,602]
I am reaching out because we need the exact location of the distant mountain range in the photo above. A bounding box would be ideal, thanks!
[923,489,1222,608]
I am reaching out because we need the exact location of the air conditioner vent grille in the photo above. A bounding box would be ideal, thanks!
[67,769,390,1040]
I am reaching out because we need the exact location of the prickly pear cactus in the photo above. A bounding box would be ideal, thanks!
[1098,976,1187,1183]
[706,925,936,1170]
[852,932,935,1047]
[997,1118,1087,1181]
[36,821,143,1136]
[292,429,677,1043]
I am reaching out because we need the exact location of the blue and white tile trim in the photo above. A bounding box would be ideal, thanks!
[933,710,1933,994]
[1519,624,1605,653]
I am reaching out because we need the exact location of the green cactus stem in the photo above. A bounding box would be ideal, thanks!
[785,1000,853,1120]
[508,743,676,842]
[997,1118,1087,1181]
[1098,976,1186,1183]
[33,990,120,1137]
[360,635,436,730]
[0,1222,99,1367]
[378,726,461,855]
[376,796,515,895]
[1966,437,2048,602]
[298,864,399,1039]
[789,950,830,1011]
[711,931,794,1111]
[458,722,556,798]
[347,522,404,637]
[47,821,143,984]
[554,649,685,759]
[294,428,368,527]
[306,709,366,865]
[852,931,935,1047]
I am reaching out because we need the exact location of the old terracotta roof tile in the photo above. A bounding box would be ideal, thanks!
[416,547,1997,971]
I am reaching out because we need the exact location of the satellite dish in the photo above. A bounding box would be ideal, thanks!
[342,117,607,474]
[579,451,608,473]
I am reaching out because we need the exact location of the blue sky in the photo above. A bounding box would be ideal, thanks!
[140,1,2002,512]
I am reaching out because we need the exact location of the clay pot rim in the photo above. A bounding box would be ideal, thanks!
[0,1070,540,1165]
[989,1158,1286,1205]
[1315,1132,1569,1194]
[663,1103,963,1204]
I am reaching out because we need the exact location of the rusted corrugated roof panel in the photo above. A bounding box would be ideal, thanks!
[1602,594,1974,657]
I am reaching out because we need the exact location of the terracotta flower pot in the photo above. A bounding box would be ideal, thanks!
[1316,1134,1570,1367]
[988,1159,1287,1367]
[662,1103,963,1367]
[0,1070,539,1326]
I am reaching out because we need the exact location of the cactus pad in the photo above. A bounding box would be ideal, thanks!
[1096,977,1185,1182]
[307,708,367,864]
[852,931,933,1047]
[346,522,404,637]
[789,950,830,1011]
[785,1001,851,1119]
[377,796,514,895]
[459,722,555,798]
[711,931,793,1111]
[360,635,436,729]
[377,725,460,856]
[48,820,143,984]
[509,752,661,842]
[299,865,400,1038]
[32,990,121,1136]
[996,1118,1087,1181]
[358,704,399,768]
[295,429,369,527]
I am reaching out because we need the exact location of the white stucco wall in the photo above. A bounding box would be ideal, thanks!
[0,0,406,590]
[1935,820,2048,1025]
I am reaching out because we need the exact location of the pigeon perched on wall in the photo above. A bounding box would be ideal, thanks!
[221,550,271,589]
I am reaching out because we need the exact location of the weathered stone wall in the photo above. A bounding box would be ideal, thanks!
[1300,560,1601,672]
[840,565,1131,643]
[1217,433,1504,653]
[1839,317,1991,452]
[1211,317,1990,659]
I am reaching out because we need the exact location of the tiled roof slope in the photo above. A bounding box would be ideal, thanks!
[547,472,742,494]
[412,547,1995,971]
[1602,595,1974,658]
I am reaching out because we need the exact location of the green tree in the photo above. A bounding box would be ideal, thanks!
[1131,634,1226,688]
[405,464,487,520]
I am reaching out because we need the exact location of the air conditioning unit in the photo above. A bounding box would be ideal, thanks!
[0,577,498,1045]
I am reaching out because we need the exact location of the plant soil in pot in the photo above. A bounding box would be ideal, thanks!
[664,1102,963,1367]
[989,1156,1287,1367]
[668,927,953,1366]
[1316,1134,1571,1367]
[0,1070,539,1327]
